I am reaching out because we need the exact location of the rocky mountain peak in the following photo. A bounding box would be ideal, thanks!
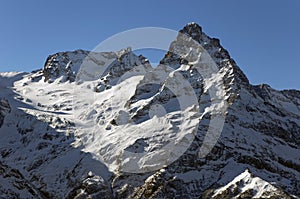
[42,47,150,84]
[179,22,203,42]
[0,23,299,198]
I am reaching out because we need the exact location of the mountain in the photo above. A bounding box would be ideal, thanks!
[204,169,291,198]
[0,23,299,199]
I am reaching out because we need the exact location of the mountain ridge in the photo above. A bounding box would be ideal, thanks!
[0,23,299,198]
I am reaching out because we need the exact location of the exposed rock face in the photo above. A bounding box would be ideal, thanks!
[66,173,113,199]
[203,169,291,199]
[0,162,47,198]
[110,23,300,198]
[42,48,151,84]
[0,23,299,198]
[0,99,10,128]
[43,49,89,82]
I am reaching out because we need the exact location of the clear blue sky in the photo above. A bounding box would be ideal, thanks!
[0,0,299,90]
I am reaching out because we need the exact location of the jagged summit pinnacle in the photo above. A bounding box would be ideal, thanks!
[179,22,203,42]
[42,47,149,83]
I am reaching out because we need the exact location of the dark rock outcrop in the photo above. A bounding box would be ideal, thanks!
[0,99,10,128]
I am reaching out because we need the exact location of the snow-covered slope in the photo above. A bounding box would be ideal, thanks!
[0,23,299,198]
[206,169,290,198]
